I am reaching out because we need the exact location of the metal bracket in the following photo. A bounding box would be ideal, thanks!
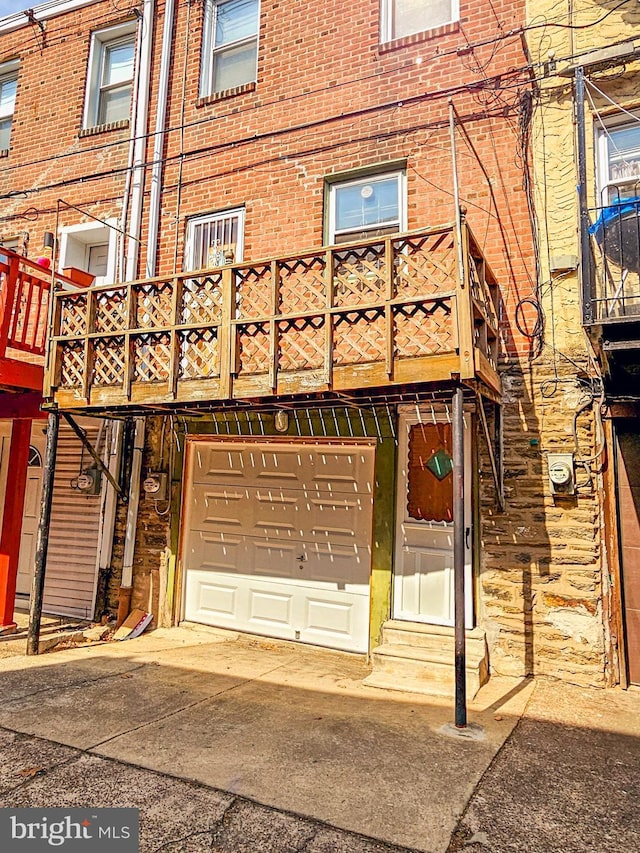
[62,413,123,496]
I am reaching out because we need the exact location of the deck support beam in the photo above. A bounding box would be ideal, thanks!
[27,411,59,655]
[453,384,467,728]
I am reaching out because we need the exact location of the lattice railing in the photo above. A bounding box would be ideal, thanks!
[47,223,501,406]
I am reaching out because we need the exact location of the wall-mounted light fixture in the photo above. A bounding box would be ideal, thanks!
[274,411,289,433]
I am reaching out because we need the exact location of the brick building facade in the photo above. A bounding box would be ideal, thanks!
[1,0,627,690]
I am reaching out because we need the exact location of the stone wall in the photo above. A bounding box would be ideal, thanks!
[479,352,609,686]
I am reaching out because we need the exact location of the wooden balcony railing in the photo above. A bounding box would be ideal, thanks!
[0,250,53,363]
[46,223,500,411]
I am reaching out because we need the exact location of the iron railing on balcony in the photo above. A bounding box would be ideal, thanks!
[46,222,500,410]
[588,187,640,324]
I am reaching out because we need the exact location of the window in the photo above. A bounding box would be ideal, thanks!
[597,118,640,205]
[185,208,245,271]
[0,61,18,151]
[84,23,136,129]
[328,171,406,244]
[381,0,459,43]
[200,0,259,97]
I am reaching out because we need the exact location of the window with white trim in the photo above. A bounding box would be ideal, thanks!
[84,23,136,128]
[381,0,459,43]
[0,61,19,151]
[328,171,407,245]
[59,221,118,287]
[597,117,640,205]
[185,208,245,271]
[200,0,259,97]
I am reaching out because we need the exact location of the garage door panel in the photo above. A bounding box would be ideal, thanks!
[188,530,246,574]
[193,447,246,483]
[184,573,239,623]
[183,440,374,652]
[249,540,300,579]
[248,588,294,627]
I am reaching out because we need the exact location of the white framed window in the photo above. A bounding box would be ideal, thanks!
[0,61,19,151]
[58,220,118,287]
[597,117,640,206]
[184,208,245,271]
[381,0,459,43]
[328,171,407,245]
[200,0,259,97]
[84,23,136,129]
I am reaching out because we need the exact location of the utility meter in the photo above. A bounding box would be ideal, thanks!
[547,453,575,496]
[76,466,102,495]
[143,472,168,501]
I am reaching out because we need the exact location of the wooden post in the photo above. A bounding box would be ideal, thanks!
[27,411,59,656]
[0,419,32,632]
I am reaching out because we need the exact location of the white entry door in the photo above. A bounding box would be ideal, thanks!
[182,439,375,652]
[393,410,473,627]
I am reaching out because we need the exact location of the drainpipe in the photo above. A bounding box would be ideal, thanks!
[145,0,176,278]
[117,416,145,625]
[116,1,153,622]
[125,0,154,283]
[575,66,594,325]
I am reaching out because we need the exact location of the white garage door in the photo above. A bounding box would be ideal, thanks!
[182,439,375,653]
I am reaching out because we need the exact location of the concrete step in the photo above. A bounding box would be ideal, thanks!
[381,619,487,657]
[364,623,490,699]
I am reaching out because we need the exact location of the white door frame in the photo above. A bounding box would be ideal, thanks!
[392,406,473,627]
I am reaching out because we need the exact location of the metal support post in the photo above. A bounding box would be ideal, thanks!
[453,386,467,728]
[26,411,60,656]
[575,67,593,324]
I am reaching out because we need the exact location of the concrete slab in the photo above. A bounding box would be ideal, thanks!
[0,729,78,795]
[449,680,640,853]
[0,626,531,853]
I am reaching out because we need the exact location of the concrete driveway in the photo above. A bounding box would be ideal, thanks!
[0,624,533,852]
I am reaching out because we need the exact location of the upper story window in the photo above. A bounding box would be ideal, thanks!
[0,61,19,152]
[597,118,640,205]
[200,0,259,97]
[328,171,407,244]
[184,208,245,271]
[84,23,136,129]
[381,0,459,43]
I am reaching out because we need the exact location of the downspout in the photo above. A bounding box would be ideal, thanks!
[118,11,145,283]
[575,67,594,325]
[145,0,176,278]
[118,1,154,622]
[125,0,154,283]
[118,416,145,624]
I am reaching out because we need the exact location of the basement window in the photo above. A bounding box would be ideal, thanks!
[84,23,137,129]
[200,0,259,97]
[380,0,459,43]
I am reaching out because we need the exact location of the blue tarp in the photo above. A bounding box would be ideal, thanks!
[589,197,640,236]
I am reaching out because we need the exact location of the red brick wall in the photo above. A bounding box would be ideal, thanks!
[1,0,535,357]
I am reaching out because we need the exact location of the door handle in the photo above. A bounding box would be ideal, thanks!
[465,527,471,549]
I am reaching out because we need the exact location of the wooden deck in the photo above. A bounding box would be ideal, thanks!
[46,223,501,411]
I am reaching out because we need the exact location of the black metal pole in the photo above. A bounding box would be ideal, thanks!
[453,385,467,728]
[26,411,60,656]
[575,66,593,325]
